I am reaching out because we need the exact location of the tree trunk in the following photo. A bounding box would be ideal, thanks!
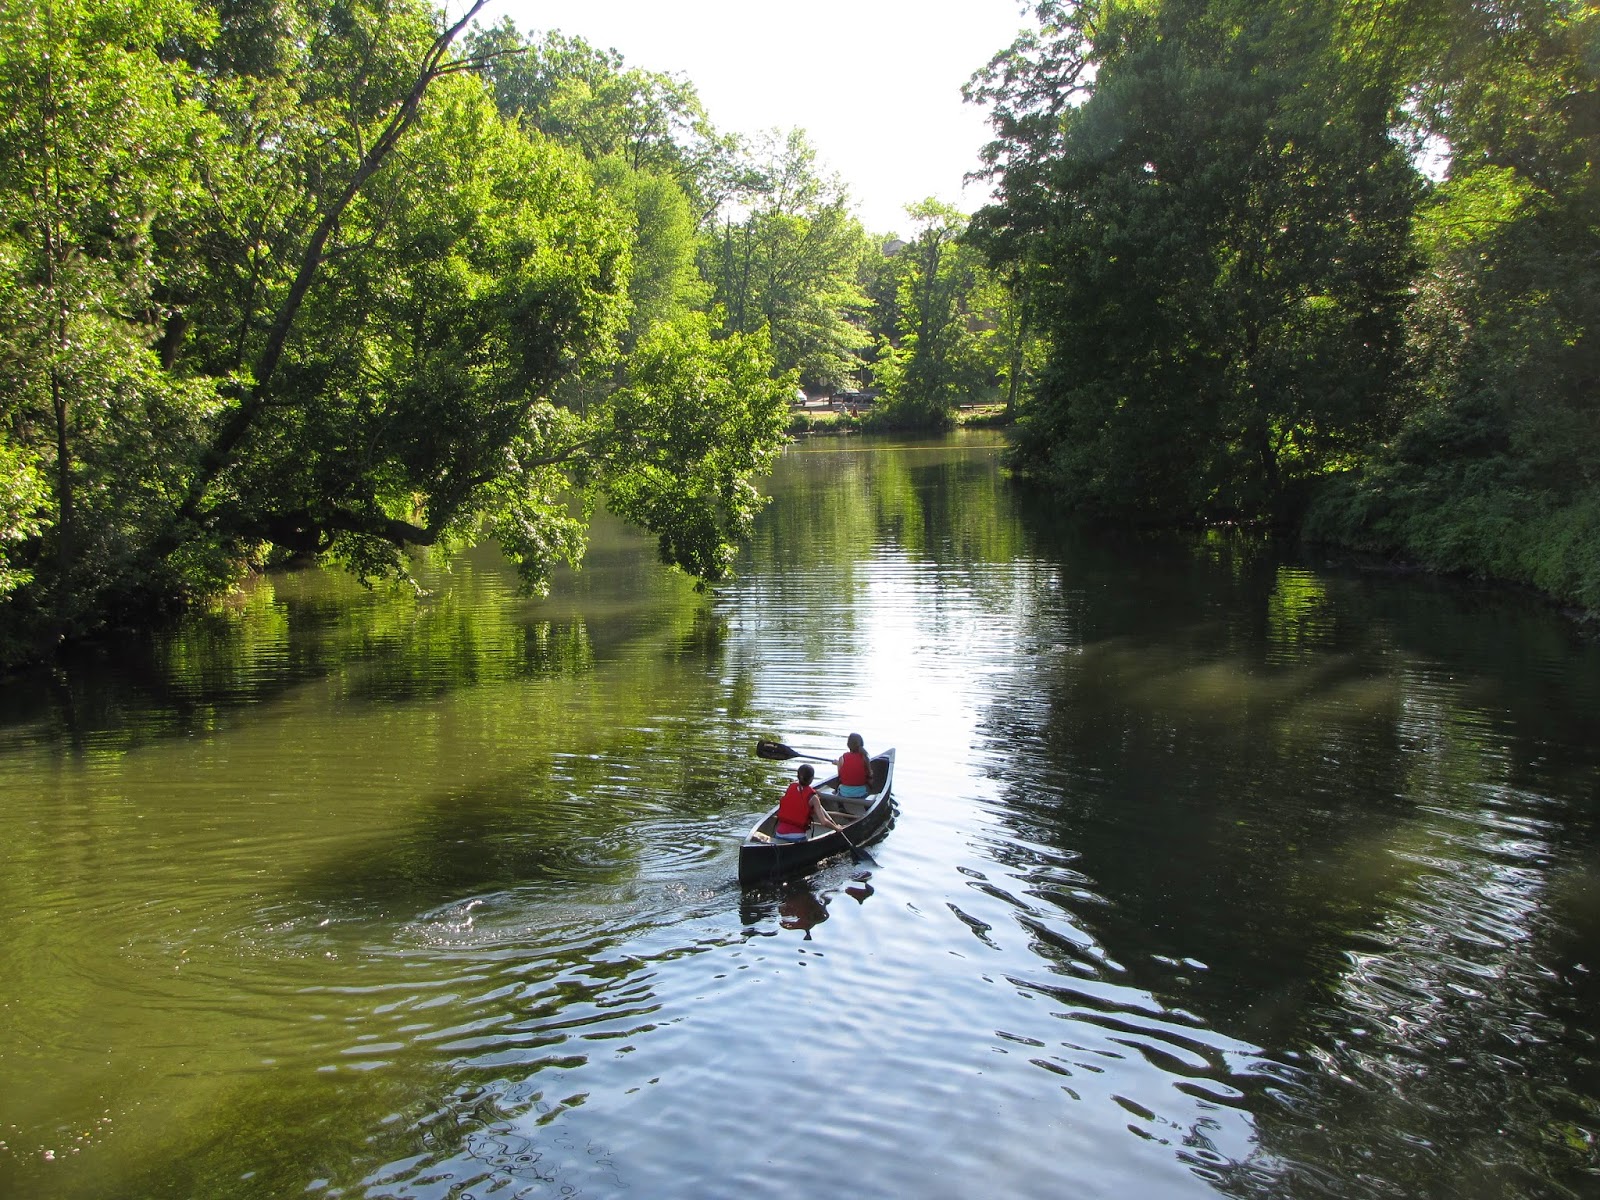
[39,36,74,601]
[168,0,490,534]
[1005,276,1029,421]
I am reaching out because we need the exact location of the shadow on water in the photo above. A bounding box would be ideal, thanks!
[971,493,1600,1199]
[278,723,781,914]
[289,767,638,906]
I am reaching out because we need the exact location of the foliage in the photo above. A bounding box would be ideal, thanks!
[0,0,228,634]
[0,0,793,664]
[972,0,1420,526]
[464,20,740,222]
[967,0,1600,608]
[466,18,718,352]
[699,129,872,391]
[867,200,1029,431]
[589,157,710,345]
[0,438,45,598]
[598,312,791,581]
[1300,0,1600,609]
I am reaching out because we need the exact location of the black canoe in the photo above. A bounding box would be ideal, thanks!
[738,748,895,885]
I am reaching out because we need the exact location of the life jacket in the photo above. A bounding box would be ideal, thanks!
[838,750,870,789]
[776,782,816,835]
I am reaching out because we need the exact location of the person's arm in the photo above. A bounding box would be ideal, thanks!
[810,794,843,831]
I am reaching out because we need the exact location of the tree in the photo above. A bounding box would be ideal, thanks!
[0,0,794,662]
[0,0,224,633]
[466,19,723,355]
[600,311,791,581]
[971,0,1418,524]
[1302,0,1600,608]
[871,200,998,429]
[465,20,742,225]
[700,129,871,391]
[560,156,705,355]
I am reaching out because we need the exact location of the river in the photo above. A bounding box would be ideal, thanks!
[2,432,1597,1199]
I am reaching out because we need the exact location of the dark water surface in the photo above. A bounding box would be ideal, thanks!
[3,433,1598,1199]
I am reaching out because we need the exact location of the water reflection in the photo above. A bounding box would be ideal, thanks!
[778,885,829,936]
[2,434,1598,1200]
[736,872,877,940]
[974,494,1600,1198]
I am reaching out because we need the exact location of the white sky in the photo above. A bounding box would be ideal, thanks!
[487,0,1034,236]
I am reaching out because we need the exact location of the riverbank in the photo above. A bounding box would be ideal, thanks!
[787,402,1009,435]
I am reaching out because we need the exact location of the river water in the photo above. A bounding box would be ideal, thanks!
[2,432,1597,1199]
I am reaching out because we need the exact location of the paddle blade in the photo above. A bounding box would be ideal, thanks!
[756,739,798,760]
[846,839,878,867]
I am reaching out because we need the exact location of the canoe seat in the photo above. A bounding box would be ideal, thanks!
[818,794,867,817]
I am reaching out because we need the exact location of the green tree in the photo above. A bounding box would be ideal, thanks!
[871,200,1000,430]
[0,0,223,633]
[972,0,1418,524]
[0,0,794,662]
[466,20,722,353]
[600,311,791,581]
[588,157,709,347]
[1304,0,1600,609]
[701,129,871,391]
[466,20,743,224]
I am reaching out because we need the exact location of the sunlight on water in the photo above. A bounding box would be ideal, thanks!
[2,434,1598,1199]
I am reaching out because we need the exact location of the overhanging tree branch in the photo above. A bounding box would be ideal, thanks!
[167,0,491,535]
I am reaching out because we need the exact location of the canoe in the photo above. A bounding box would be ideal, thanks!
[738,748,896,885]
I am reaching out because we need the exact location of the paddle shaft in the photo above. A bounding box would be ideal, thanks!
[822,805,877,867]
[834,820,869,864]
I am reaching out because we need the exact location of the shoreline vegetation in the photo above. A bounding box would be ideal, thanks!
[786,401,1013,436]
[969,0,1600,626]
[2,0,1595,670]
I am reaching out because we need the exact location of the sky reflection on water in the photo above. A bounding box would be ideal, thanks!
[2,434,1598,1200]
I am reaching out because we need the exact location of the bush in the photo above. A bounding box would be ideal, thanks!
[1304,458,1600,614]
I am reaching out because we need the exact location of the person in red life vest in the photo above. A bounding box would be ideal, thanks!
[833,733,872,800]
[774,764,844,842]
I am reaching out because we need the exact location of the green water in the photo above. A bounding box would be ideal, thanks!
[2,432,1598,1199]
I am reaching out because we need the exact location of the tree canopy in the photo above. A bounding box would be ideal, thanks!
[700,129,873,391]
[0,0,792,663]
[970,0,1419,522]
[869,199,1029,431]
[969,0,1600,609]
[8,0,1592,665]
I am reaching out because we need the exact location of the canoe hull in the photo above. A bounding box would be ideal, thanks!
[738,748,896,885]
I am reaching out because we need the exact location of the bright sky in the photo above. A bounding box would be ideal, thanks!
[488,0,1034,236]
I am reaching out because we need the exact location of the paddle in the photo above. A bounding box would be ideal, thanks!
[755,739,833,764]
[831,816,877,867]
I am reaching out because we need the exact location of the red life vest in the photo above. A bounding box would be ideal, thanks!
[838,751,870,789]
[776,782,816,836]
